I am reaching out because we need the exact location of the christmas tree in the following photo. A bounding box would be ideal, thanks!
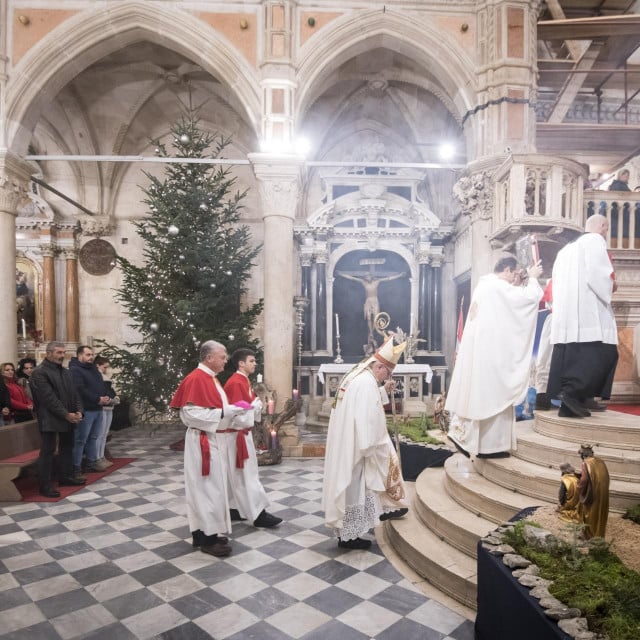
[100,110,263,422]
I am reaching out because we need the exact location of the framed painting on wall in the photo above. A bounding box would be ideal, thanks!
[16,257,40,340]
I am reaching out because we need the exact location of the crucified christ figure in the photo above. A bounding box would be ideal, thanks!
[337,271,405,338]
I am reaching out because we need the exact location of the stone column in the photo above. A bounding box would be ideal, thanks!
[249,153,303,409]
[41,246,57,342]
[430,254,443,352]
[0,153,31,364]
[300,254,312,351]
[315,250,327,352]
[64,249,80,344]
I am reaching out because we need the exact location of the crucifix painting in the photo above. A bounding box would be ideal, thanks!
[333,251,409,357]
[336,270,404,343]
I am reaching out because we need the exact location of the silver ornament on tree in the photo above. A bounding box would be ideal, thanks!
[228,334,235,341]
[180,134,190,143]
[168,225,179,235]
[150,322,159,332]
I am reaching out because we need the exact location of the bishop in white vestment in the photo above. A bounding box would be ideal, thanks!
[322,338,408,550]
[446,256,542,457]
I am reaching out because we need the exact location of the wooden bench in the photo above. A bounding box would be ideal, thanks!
[0,420,41,501]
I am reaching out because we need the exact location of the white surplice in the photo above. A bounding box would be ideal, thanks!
[181,405,231,536]
[180,374,249,536]
[446,273,542,456]
[550,232,617,345]
[322,366,407,540]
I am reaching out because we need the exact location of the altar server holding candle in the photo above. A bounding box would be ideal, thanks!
[222,348,282,529]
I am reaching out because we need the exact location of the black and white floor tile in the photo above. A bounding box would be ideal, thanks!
[0,424,475,639]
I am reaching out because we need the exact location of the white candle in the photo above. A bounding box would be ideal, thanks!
[293,389,299,401]
[410,313,414,332]
[335,313,340,337]
[267,399,275,415]
[21,319,26,340]
[256,373,263,384]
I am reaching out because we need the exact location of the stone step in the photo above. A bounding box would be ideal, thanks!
[516,422,640,481]
[413,467,495,558]
[444,454,544,524]
[475,455,640,513]
[534,408,640,450]
[384,483,478,610]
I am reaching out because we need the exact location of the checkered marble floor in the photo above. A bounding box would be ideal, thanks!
[0,424,475,640]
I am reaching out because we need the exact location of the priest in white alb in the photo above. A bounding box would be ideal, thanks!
[547,214,618,417]
[323,337,409,550]
[446,255,543,457]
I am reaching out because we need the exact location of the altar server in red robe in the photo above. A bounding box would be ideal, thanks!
[170,340,249,557]
[222,349,282,528]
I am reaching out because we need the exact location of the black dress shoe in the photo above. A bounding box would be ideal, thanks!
[229,509,246,522]
[59,476,86,486]
[338,537,372,550]
[535,393,552,410]
[192,530,228,548]
[380,508,409,521]
[559,394,590,417]
[201,542,232,557]
[253,510,283,528]
[39,487,61,498]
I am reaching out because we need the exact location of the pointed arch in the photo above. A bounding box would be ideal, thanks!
[5,0,261,152]
[296,10,476,126]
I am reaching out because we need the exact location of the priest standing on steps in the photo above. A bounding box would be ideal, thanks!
[446,255,543,458]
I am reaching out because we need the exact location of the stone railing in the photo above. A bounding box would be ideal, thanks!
[584,190,640,250]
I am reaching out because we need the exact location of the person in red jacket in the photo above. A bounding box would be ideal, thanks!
[222,349,282,528]
[1,362,33,423]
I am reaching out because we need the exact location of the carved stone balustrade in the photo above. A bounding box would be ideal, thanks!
[585,190,640,250]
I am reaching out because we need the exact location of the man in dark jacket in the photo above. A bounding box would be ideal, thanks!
[30,342,84,497]
[69,345,111,476]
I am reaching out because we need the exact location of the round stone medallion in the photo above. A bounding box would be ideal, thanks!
[79,239,117,276]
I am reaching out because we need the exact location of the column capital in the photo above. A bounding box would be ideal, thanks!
[249,153,304,219]
[40,245,57,258]
[0,151,32,214]
[62,248,78,260]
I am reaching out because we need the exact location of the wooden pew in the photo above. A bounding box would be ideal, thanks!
[0,420,41,501]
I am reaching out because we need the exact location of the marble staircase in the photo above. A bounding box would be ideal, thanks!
[384,407,640,610]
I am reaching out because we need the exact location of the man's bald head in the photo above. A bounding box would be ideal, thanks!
[585,214,609,238]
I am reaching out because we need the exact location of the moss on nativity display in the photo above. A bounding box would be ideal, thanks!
[388,415,444,446]
[503,518,640,640]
